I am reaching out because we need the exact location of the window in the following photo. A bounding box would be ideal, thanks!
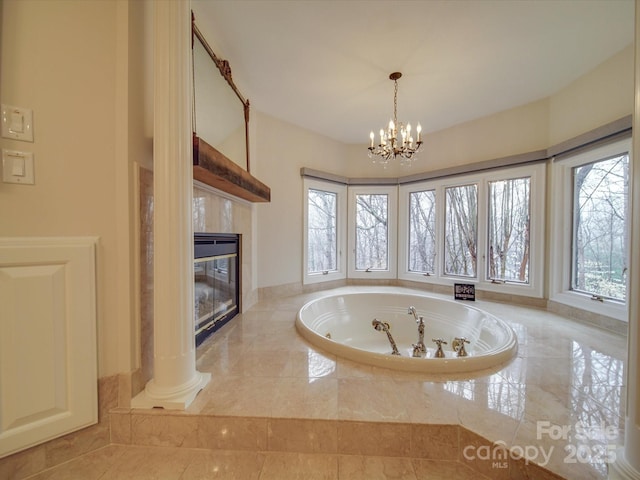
[307,189,338,274]
[550,136,631,321]
[398,163,545,297]
[444,184,478,277]
[408,190,436,274]
[487,177,531,284]
[303,178,346,285]
[571,154,629,301]
[348,186,397,279]
[355,193,389,271]
[305,163,544,294]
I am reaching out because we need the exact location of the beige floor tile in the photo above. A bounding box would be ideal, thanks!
[179,450,265,479]
[412,458,490,479]
[338,455,417,479]
[23,445,125,480]
[258,452,338,479]
[337,378,410,422]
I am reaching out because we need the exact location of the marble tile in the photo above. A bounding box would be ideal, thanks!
[267,418,337,454]
[337,422,412,457]
[337,455,417,479]
[179,450,265,479]
[259,452,338,480]
[223,350,292,377]
[44,423,110,468]
[454,384,523,445]
[130,413,199,448]
[110,409,132,444]
[410,424,459,460]
[509,457,566,480]
[512,414,620,480]
[195,416,268,451]
[272,377,339,419]
[102,445,196,479]
[337,378,410,422]
[411,458,489,480]
[196,375,278,417]
[458,428,510,480]
[285,350,337,379]
[0,444,46,480]
[23,445,125,480]
[392,381,461,424]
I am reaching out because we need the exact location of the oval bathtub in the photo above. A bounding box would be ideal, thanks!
[296,291,517,374]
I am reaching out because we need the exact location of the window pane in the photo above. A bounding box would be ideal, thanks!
[487,177,531,283]
[355,194,388,270]
[307,189,337,273]
[572,154,629,301]
[444,184,477,277]
[408,190,436,273]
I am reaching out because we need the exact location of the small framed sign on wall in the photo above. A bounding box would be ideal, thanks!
[454,283,476,301]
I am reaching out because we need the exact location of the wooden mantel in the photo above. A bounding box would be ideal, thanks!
[193,134,271,203]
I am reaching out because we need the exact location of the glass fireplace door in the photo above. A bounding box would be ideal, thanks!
[194,233,239,346]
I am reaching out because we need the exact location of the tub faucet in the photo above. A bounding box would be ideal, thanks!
[412,316,427,358]
[372,319,401,356]
[408,307,427,358]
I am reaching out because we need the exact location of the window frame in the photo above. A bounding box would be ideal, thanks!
[348,185,398,279]
[549,136,631,321]
[405,187,438,276]
[302,177,347,285]
[398,163,545,297]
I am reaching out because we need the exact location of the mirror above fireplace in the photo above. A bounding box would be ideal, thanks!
[191,13,270,203]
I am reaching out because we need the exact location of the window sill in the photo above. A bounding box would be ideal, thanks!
[398,271,543,298]
[550,291,627,323]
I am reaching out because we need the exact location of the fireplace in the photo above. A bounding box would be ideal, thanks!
[194,233,240,346]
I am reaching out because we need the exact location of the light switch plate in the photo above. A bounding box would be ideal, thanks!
[1,104,34,142]
[2,149,34,185]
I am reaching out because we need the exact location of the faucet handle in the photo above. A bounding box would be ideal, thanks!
[431,338,447,358]
[452,337,470,357]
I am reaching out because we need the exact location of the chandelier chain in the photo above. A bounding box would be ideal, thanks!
[393,78,398,128]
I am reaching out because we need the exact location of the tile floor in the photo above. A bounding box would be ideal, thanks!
[27,286,627,479]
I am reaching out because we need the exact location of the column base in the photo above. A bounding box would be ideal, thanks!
[609,448,640,480]
[131,371,211,410]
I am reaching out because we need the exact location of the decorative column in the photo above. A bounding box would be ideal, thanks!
[131,0,210,409]
[609,2,640,477]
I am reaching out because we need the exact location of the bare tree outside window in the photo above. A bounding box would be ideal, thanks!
[444,184,477,277]
[355,194,388,270]
[408,190,436,273]
[307,189,337,273]
[572,154,629,301]
[488,177,531,283]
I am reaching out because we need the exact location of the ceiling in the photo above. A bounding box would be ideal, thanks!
[191,0,634,145]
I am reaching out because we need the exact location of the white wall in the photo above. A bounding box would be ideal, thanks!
[253,113,348,288]
[0,0,150,377]
[549,44,634,145]
[344,98,550,177]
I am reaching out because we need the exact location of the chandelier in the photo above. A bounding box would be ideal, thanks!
[368,72,422,166]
